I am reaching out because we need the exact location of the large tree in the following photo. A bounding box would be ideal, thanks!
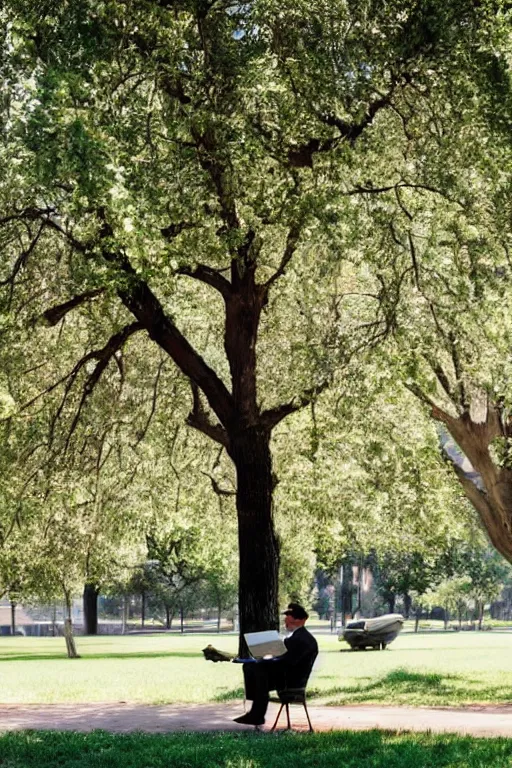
[356,70,512,563]
[1,0,501,642]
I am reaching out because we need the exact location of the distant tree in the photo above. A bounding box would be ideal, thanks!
[456,546,509,629]
[146,526,205,630]
[431,578,473,629]
[374,550,450,622]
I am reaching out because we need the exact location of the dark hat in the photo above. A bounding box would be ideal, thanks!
[283,603,308,620]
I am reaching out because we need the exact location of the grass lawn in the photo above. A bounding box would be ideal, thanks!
[1,730,512,768]
[0,630,511,707]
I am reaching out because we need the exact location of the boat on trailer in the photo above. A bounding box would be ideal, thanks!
[340,613,404,650]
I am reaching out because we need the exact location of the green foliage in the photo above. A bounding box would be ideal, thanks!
[1,0,511,625]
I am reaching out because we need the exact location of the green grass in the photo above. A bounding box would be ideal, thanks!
[0,630,511,707]
[0,730,511,768]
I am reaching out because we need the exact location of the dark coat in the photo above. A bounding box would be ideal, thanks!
[277,625,318,689]
[242,626,318,715]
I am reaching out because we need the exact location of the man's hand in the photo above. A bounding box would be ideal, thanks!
[232,657,256,664]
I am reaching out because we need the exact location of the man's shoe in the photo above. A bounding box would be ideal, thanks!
[233,713,265,726]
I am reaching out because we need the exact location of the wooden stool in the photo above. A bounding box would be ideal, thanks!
[270,688,313,732]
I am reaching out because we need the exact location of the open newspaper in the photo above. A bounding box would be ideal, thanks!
[244,630,287,659]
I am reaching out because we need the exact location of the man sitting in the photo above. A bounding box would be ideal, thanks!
[233,603,318,726]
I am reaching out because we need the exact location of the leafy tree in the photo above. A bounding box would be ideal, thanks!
[146,526,205,628]
[352,50,512,564]
[431,577,473,629]
[199,545,238,632]
[373,550,446,618]
[1,0,504,644]
[126,562,161,628]
[455,546,509,629]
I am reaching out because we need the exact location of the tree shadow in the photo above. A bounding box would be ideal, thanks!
[213,686,245,702]
[306,669,512,705]
[1,728,512,768]
[214,668,512,706]
[0,651,201,662]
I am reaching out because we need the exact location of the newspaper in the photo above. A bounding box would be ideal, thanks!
[244,630,287,659]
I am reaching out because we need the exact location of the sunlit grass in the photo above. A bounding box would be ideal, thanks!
[0,630,511,706]
[1,730,512,768]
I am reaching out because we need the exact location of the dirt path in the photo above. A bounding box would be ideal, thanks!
[0,701,511,738]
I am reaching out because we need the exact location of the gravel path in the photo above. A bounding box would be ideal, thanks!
[0,701,511,738]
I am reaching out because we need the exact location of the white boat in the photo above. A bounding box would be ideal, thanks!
[339,613,404,650]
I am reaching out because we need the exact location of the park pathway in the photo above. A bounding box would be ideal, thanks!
[0,701,511,738]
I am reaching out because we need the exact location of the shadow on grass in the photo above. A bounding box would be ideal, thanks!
[214,686,245,702]
[213,669,512,706]
[307,669,512,705]
[0,651,201,662]
[1,729,512,768]
[332,645,498,653]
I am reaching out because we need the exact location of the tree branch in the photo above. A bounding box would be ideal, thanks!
[186,382,230,448]
[342,182,464,206]
[200,471,236,497]
[405,382,456,428]
[40,288,106,326]
[450,464,512,563]
[448,331,469,412]
[191,127,240,234]
[288,84,397,168]
[260,381,329,432]
[133,357,166,448]
[21,323,142,452]
[0,207,55,227]
[264,221,302,293]
[424,357,454,403]
[62,322,144,452]
[46,208,236,430]
[177,264,232,300]
[0,222,45,287]
[160,221,196,240]
[98,211,235,427]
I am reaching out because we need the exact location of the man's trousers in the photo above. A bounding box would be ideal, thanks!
[243,661,286,718]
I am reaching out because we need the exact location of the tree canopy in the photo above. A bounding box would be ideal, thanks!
[1,0,510,640]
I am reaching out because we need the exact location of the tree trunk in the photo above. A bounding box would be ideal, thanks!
[356,558,363,615]
[10,601,16,636]
[217,601,222,633]
[83,583,100,635]
[64,619,80,658]
[165,606,172,629]
[444,607,449,630]
[180,605,184,633]
[229,427,280,656]
[403,593,412,619]
[431,407,512,565]
[107,241,285,649]
[122,595,128,634]
[63,590,80,659]
[52,603,57,636]
[141,591,145,628]
[478,601,484,629]
[414,610,420,633]
[387,594,395,614]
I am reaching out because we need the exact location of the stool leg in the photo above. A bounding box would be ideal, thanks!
[270,703,285,732]
[285,703,291,730]
[303,702,313,732]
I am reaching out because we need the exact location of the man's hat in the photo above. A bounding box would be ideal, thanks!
[283,603,308,620]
